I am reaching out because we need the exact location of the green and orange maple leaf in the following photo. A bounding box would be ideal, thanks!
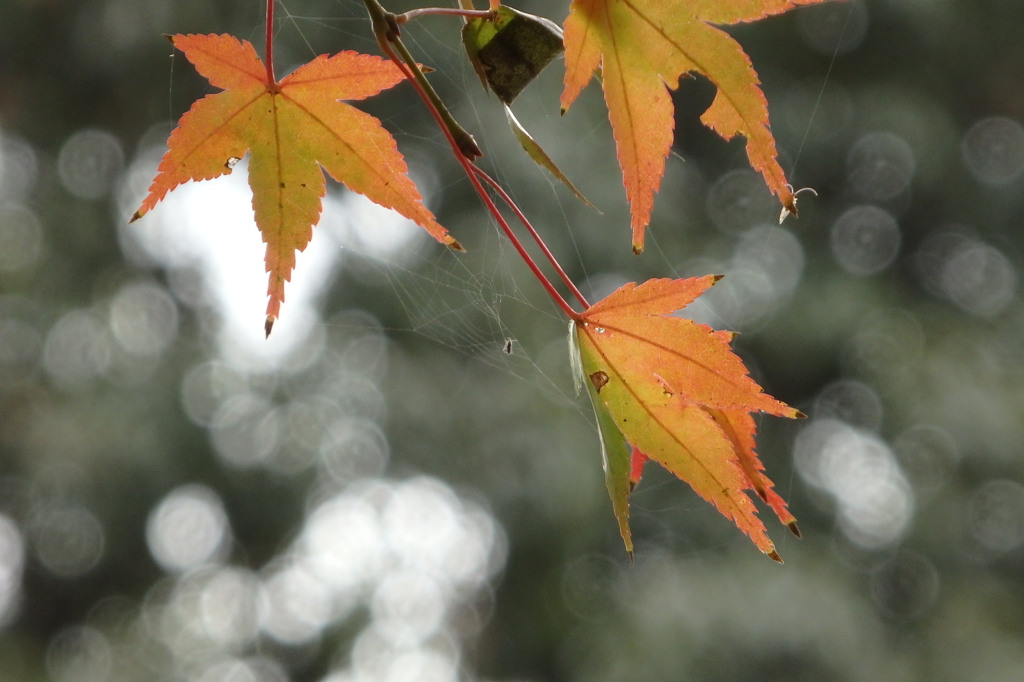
[572,276,801,559]
[560,0,826,253]
[132,34,458,333]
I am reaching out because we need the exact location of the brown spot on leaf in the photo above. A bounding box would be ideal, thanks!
[590,371,609,393]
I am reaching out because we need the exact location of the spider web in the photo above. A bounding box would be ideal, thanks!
[264,0,595,409]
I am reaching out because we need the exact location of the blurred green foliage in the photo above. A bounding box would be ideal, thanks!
[1,1,1024,682]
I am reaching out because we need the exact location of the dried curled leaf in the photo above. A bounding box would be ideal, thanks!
[463,5,565,104]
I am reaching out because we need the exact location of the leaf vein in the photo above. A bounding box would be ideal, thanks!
[618,0,754,131]
[581,325,748,516]
[586,320,756,399]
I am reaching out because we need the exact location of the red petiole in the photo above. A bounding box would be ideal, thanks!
[265,0,276,83]
[386,37,580,320]
[361,0,586,321]
[469,165,590,310]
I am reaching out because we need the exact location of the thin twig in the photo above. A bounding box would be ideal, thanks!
[397,8,493,23]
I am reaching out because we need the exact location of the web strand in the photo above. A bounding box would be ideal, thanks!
[790,1,859,182]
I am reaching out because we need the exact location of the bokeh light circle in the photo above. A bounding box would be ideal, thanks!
[796,0,869,56]
[32,506,105,578]
[813,379,883,431]
[831,205,901,275]
[57,129,124,200]
[146,484,231,573]
[45,626,112,682]
[962,116,1024,185]
[941,242,1016,317]
[706,170,777,235]
[970,479,1024,554]
[109,281,179,356]
[847,132,915,201]
[795,419,914,549]
[42,310,113,389]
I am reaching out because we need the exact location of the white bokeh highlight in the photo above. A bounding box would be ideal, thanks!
[109,281,179,356]
[121,159,342,371]
[915,232,1017,317]
[146,484,231,573]
[262,477,504,681]
[121,477,505,682]
[119,151,437,373]
[683,225,805,330]
[795,418,914,549]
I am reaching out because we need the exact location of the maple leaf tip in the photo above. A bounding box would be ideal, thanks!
[712,274,725,283]
[767,549,783,564]
[795,410,808,420]
[129,210,143,224]
[162,33,175,45]
[779,203,798,224]
[787,521,802,539]
[265,317,275,338]
[632,244,643,256]
[446,237,466,253]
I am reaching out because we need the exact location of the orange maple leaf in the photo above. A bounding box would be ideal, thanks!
[572,276,800,559]
[132,34,458,333]
[561,0,825,253]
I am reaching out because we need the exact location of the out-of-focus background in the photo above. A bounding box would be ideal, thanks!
[1,0,1023,680]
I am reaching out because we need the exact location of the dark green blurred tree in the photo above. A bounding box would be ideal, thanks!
[2,2,1024,682]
